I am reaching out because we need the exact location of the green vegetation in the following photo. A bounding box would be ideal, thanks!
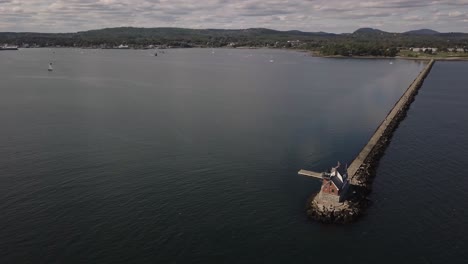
[1,27,467,58]
[399,50,468,58]
[0,27,334,49]
[320,44,398,57]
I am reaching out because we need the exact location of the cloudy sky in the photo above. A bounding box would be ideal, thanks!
[0,0,467,33]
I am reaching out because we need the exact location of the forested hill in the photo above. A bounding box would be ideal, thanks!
[1,27,467,55]
[0,27,336,47]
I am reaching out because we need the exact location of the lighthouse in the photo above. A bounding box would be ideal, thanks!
[299,162,350,203]
[318,162,349,203]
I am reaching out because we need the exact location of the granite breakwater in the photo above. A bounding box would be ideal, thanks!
[306,59,435,224]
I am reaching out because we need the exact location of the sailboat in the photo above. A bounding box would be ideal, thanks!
[48,63,53,72]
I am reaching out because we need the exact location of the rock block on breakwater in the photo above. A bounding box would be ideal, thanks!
[306,185,370,224]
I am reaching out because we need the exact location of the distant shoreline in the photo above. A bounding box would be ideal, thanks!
[8,46,468,61]
[310,53,468,61]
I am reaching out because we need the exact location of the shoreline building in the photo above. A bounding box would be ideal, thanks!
[318,163,349,203]
[299,162,350,203]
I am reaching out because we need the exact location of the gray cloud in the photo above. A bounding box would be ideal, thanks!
[0,0,466,32]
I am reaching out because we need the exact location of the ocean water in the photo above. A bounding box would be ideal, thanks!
[1,48,460,263]
[358,61,468,263]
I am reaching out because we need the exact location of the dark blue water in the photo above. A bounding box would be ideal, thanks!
[2,48,458,263]
[358,61,468,263]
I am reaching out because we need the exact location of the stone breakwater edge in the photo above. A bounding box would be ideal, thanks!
[307,59,436,224]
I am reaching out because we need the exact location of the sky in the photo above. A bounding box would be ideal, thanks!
[0,0,467,33]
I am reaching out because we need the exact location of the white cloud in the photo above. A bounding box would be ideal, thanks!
[0,0,467,32]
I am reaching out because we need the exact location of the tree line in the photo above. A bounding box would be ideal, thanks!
[1,27,467,57]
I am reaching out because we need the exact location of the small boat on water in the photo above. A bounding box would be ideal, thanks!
[0,45,18,50]
[48,63,53,72]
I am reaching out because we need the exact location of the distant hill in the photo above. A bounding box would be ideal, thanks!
[353,28,389,35]
[0,27,467,51]
[404,29,440,35]
[0,27,341,48]
[77,27,335,39]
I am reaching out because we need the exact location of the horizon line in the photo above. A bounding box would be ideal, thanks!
[1,26,467,35]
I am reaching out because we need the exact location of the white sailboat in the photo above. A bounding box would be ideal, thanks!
[48,63,53,72]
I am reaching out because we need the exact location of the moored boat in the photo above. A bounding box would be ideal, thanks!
[0,45,19,50]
